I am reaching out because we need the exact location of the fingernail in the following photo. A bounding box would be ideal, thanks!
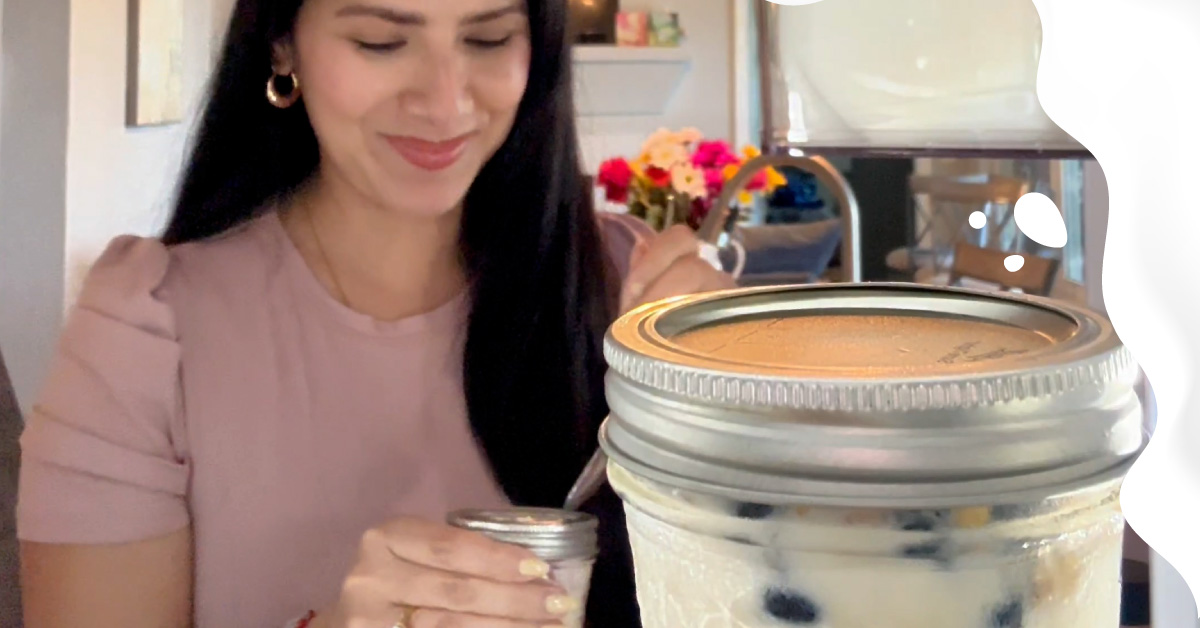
[519,558,551,579]
[545,595,581,615]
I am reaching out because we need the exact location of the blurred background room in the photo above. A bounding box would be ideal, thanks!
[0,0,1190,626]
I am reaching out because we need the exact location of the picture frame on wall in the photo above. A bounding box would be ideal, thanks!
[126,0,184,127]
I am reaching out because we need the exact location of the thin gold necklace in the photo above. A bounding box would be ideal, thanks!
[302,201,352,307]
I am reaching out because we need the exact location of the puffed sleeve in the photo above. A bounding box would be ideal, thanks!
[17,236,189,544]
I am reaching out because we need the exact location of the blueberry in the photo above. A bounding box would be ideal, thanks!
[735,502,775,520]
[900,540,944,559]
[898,539,955,569]
[894,509,949,531]
[990,597,1024,627]
[763,587,821,624]
[990,504,1026,521]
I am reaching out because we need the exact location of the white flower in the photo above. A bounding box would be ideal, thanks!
[641,128,677,154]
[648,142,690,171]
[673,127,703,145]
[670,163,708,199]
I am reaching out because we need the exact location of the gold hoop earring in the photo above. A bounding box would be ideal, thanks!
[266,72,301,109]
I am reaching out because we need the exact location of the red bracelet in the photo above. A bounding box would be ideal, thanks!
[293,610,317,628]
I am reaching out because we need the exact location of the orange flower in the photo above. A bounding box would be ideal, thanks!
[765,166,787,191]
[718,160,773,204]
[720,164,754,203]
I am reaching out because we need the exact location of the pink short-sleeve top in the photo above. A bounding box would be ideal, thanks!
[17,210,653,628]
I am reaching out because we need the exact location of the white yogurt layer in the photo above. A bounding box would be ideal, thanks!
[609,463,1124,628]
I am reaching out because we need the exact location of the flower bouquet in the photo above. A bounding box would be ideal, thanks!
[595,128,787,232]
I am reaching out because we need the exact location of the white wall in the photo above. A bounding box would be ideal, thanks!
[0,0,232,408]
[64,0,234,302]
[0,0,70,412]
[576,0,734,172]
[730,0,755,149]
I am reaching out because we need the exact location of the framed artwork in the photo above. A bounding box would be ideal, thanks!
[126,0,185,127]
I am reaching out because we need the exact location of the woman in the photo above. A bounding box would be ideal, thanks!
[16,0,732,626]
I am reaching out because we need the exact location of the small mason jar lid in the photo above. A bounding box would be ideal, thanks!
[446,508,599,562]
[600,283,1146,508]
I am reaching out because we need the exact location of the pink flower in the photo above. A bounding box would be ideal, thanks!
[597,158,633,203]
[692,141,741,169]
[704,168,726,196]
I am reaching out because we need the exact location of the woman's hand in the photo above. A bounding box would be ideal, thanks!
[311,517,577,628]
[619,224,738,314]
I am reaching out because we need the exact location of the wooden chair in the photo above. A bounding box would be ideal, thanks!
[909,174,1029,204]
[888,173,1032,278]
[910,173,1030,251]
[948,241,1059,296]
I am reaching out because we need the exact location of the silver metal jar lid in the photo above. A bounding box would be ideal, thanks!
[446,508,599,562]
[600,283,1146,508]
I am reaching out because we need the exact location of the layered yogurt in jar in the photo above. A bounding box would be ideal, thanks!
[611,464,1123,627]
[600,284,1144,627]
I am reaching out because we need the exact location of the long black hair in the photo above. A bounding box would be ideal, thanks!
[165,0,637,624]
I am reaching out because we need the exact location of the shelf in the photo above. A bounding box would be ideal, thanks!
[572,45,691,117]
[572,45,691,63]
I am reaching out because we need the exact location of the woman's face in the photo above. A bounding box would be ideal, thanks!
[280,0,532,217]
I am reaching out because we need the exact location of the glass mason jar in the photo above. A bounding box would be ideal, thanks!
[600,284,1144,627]
[447,508,598,628]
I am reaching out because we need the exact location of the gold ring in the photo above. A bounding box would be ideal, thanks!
[392,605,418,628]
